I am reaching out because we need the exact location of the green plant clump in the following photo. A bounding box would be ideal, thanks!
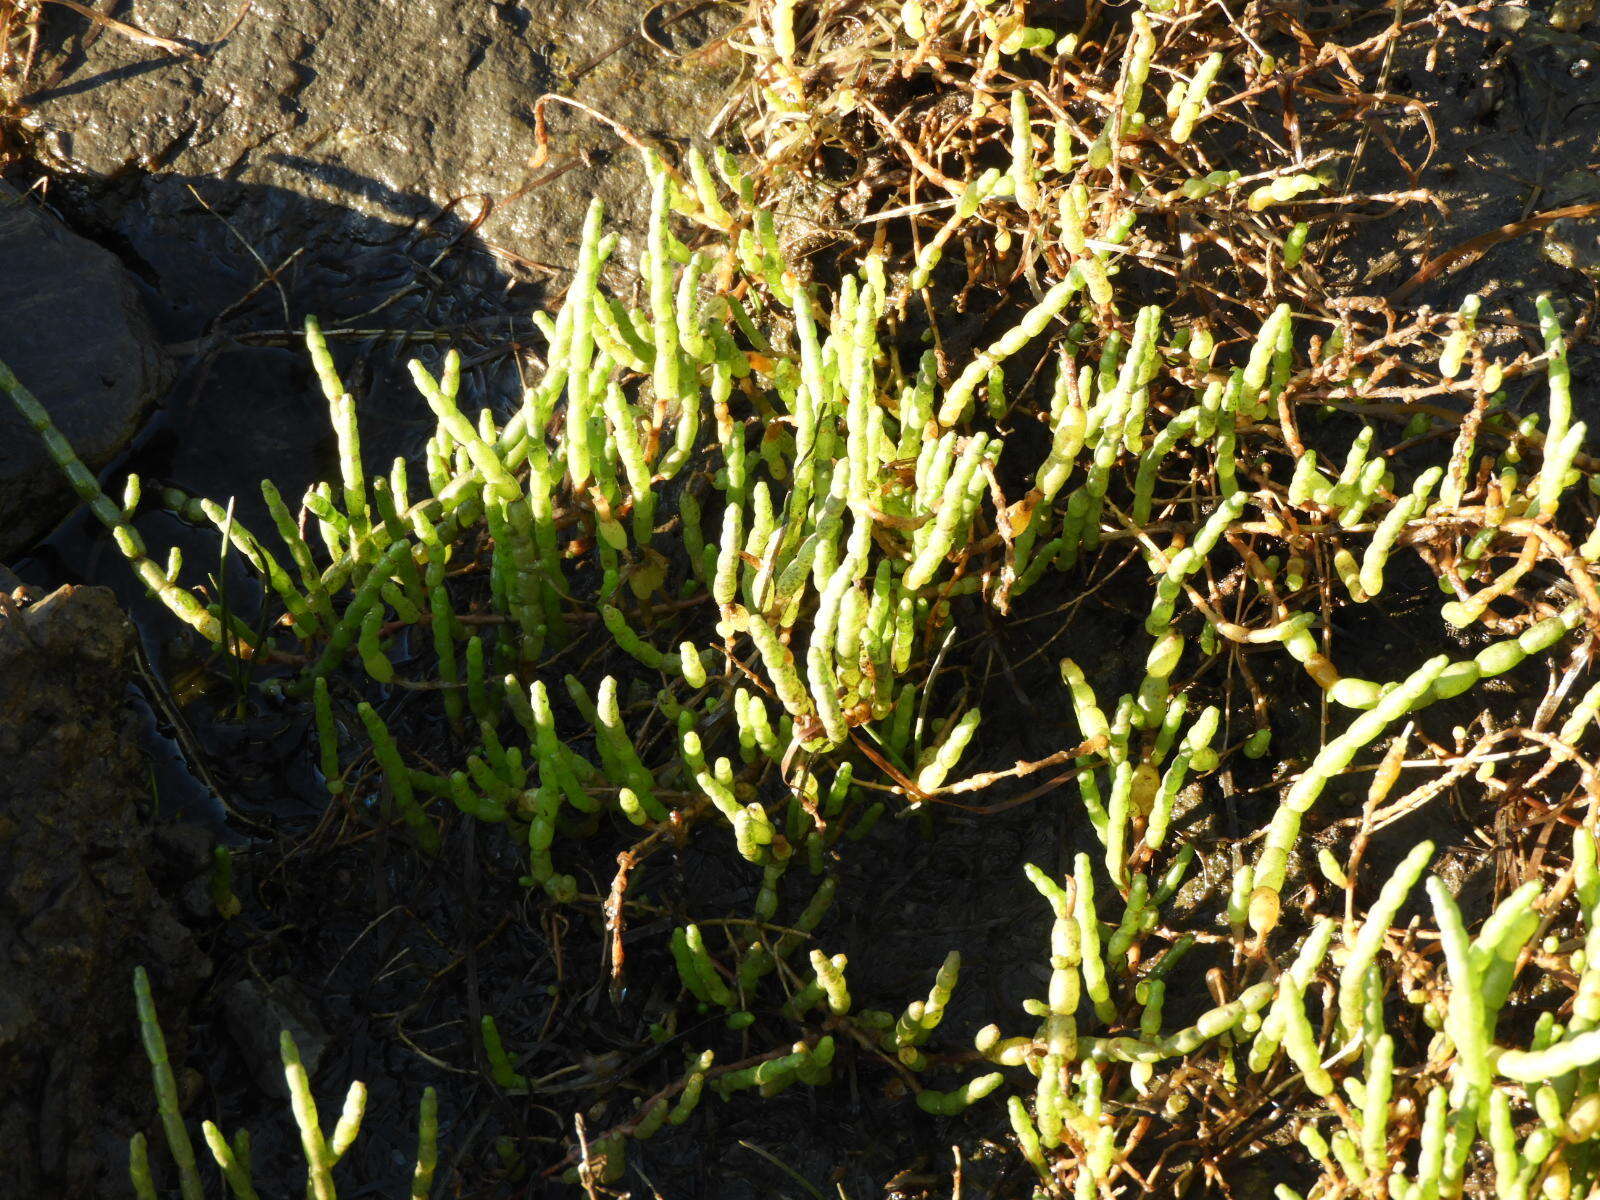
[10,0,1600,1193]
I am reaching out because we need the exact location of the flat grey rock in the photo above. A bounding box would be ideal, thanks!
[27,0,732,265]
[0,184,169,559]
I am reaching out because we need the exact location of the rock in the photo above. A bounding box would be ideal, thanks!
[20,0,737,518]
[28,0,734,268]
[222,976,329,1099]
[0,584,209,1199]
[0,185,170,560]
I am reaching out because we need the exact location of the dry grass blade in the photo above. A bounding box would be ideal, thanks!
[36,0,197,57]
[1388,201,1600,304]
